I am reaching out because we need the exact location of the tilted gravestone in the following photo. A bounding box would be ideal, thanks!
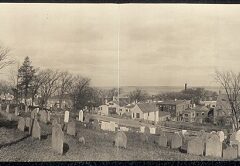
[52,124,64,155]
[223,145,238,160]
[205,134,222,158]
[67,121,76,136]
[5,105,9,113]
[114,131,127,149]
[187,137,204,156]
[17,117,26,132]
[39,110,48,123]
[157,135,168,147]
[64,111,69,123]
[31,119,41,140]
[171,133,182,149]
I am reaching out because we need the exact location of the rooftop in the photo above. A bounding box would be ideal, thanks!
[136,103,159,113]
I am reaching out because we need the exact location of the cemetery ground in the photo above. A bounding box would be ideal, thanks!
[0,115,226,161]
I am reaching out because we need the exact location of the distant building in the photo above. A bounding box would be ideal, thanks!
[131,103,170,123]
[199,100,216,109]
[156,100,191,121]
[47,94,72,109]
[194,105,210,124]
[182,108,195,123]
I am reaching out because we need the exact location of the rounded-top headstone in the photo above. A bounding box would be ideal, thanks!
[187,137,204,156]
[217,131,225,142]
[114,131,127,149]
[52,124,64,155]
[17,117,26,132]
[206,133,222,158]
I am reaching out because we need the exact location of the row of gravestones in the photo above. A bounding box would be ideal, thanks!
[0,104,20,116]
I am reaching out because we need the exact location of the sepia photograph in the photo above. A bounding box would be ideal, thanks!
[0,3,239,161]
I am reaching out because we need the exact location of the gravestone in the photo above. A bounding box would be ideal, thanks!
[52,118,59,126]
[144,126,150,135]
[67,121,76,136]
[64,111,69,123]
[15,107,19,116]
[140,133,149,143]
[109,121,116,132]
[79,110,83,122]
[140,126,145,133]
[31,109,38,119]
[52,124,64,155]
[114,131,127,149]
[157,135,168,147]
[235,130,240,142]
[47,111,51,122]
[92,119,100,130]
[205,134,222,158]
[217,131,225,143]
[187,137,204,156]
[32,119,41,140]
[223,145,238,160]
[79,136,85,145]
[5,105,9,113]
[17,117,25,132]
[25,117,32,129]
[39,110,48,123]
[0,104,1,111]
[25,105,28,113]
[150,127,156,134]
[171,133,182,149]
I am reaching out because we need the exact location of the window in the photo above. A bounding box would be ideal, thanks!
[136,113,140,118]
[148,112,150,116]
[202,112,204,116]
[120,109,122,111]
[196,113,199,116]
[185,114,188,117]
[133,113,135,118]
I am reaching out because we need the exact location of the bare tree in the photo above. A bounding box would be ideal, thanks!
[57,71,74,108]
[129,88,148,104]
[0,46,14,70]
[39,69,61,108]
[215,70,240,131]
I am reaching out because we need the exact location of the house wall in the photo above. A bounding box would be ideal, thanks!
[143,112,155,121]
[131,105,143,119]
[159,115,171,122]
[99,105,108,116]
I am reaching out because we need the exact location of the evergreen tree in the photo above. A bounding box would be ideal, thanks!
[17,56,36,105]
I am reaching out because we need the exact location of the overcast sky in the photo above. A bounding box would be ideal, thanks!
[0,4,240,87]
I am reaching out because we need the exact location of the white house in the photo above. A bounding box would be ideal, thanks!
[131,103,170,123]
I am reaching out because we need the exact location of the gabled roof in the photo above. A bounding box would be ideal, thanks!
[112,98,130,107]
[136,103,159,113]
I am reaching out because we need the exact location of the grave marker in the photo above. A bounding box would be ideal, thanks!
[223,145,238,160]
[64,111,69,123]
[79,110,83,122]
[205,134,222,158]
[187,137,204,156]
[171,133,182,149]
[157,135,168,147]
[114,131,127,149]
[17,117,25,132]
[52,124,64,155]
[31,119,41,140]
[67,121,76,136]
[5,105,9,113]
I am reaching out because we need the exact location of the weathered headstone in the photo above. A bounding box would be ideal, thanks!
[144,126,150,135]
[79,110,83,122]
[52,118,59,126]
[64,111,69,123]
[5,105,9,113]
[235,130,240,142]
[0,104,2,111]
[52,124,64,155]
[32,119,41,140]
[223,145,238,160]
[47,111,51,122]
[67,121,76,136]
[114,131,127,148]
[171,133,182,149]
[217,131,225,142]
[25,117,32,128]
[31,109,38,119]
[92,119,100,130]
[25,105,28,113]
[79,136,85,145]
[150,127,156,134]
[157,135,168,147]
[15,107,19,116]
[140,133,149,143]
[140,126,145,133]
[17,117,25,132]
[109,121,116,132]
[205,134,222,158]
[187,137,204,156]
[39,110,48,123]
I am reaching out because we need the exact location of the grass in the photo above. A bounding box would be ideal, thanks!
[0,114,226,161]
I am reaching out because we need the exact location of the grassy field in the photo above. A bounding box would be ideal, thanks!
[0,114,226,162]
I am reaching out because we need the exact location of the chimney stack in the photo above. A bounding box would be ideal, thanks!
[184,83,187,91]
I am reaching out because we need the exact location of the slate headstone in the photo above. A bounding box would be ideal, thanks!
[67,121,76,136]
[171,133,182,149]
[52,124,64,155]
[205,134,222,158]
[17,117,25,132]
[114,131,127,149]
[187,137,204,156]
[31,119,41,140]
[25,117,32,128]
